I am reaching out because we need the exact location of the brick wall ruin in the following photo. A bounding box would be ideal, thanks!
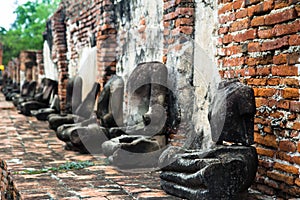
[217,0,300,197]
[37,0,300,197]
[19,51,38,88]
[0,159,21,200]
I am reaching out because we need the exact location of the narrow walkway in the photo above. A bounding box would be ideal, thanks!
[0,94,179,200]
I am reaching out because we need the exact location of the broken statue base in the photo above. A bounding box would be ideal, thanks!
[159,145,258,200]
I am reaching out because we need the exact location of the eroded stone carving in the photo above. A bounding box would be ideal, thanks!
[101,62,171,168]
[159,79,258,199]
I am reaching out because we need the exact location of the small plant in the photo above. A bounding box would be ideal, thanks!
[14,161,95,175]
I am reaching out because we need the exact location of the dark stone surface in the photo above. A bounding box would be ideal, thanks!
[104,62,170,140]
[66,76,82,114]
[56,115,98,142]
[69,123,109,154]
[125,62,168,137]
[97,75,124,128]
[159,80,257,199]
[48,82,99,130]
[159,145,258,199]
[18,79,58,116]
[208,79,256,145]
[48,114,84,131]
[102,135,162,169]
[74,82,100,119]
[32,94,60,120]
[101,62,177,169]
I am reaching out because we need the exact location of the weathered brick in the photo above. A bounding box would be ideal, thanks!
[218,0,233,3]
[290,101,300,112]
[293,122,300,130]
[282,88,299,99]
[257,29,273,39]
[233,0,245,9]
[270,111,284,118]
[255,97,268,107]
[218,27,229,34]
[175,18,194,27]
[274,163,299,174]
[289,34,300,46]
[285,185,300,197]
[293,156,300,165]
[256,67,271,76]
[267,78,280,86]
[248,42,261,52]
[296,4,300,16]
[218,2,234,14]
[265,8,298,25]
[233,29,257,42]
[242,67,256,76]
[222,34,233,44]
[254,132,278,148]
[272,20,300,37]
[274,0,295,10]
[236,9,248,19]
[277,100,290,110]
[256,147,276,157]
[273,54,287,65]
[280,78,299,87]
[176,7,195,16]
[267,171,294,185]
[276,151,293,163]
[245,0,263,6]
[248,0,274,16]
[271,65,298,76]
[223,45,247,55]
[279,140,297,152]
[247,78,267,86]
[219,13,236,24]
[296,178,300,187]
[261,36,289,51]
[288,113,297,121]
[222,57,245,67]
[246,55,272,66]
[251,16,265,26]
[287,53,300,65]
[256,184,275,196]
[164,12,178,21]
[229,18,250,32]
[264,178,280,189]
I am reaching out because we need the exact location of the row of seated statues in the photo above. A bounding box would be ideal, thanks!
[1,61,258,199]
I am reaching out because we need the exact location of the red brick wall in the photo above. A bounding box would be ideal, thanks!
[48,0,300,196]
[217,0,300,197]
[96,0,117,86]
[50,0,117,110]
[163,0,196,147]
[51,5,68,111]
[163,0,195,63]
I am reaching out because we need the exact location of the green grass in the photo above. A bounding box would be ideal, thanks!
[14,160,95,175]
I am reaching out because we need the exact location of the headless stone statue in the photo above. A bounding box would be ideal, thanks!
[159,79,258,199]
[208,79,256,146]
[101,62,170,169]
[55,75,124,154]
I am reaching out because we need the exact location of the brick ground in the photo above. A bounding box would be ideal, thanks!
[0,93,276,200]
[0,93,180,200]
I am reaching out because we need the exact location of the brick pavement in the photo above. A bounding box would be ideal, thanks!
[0,93,276,200]
[0,93,181,200]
